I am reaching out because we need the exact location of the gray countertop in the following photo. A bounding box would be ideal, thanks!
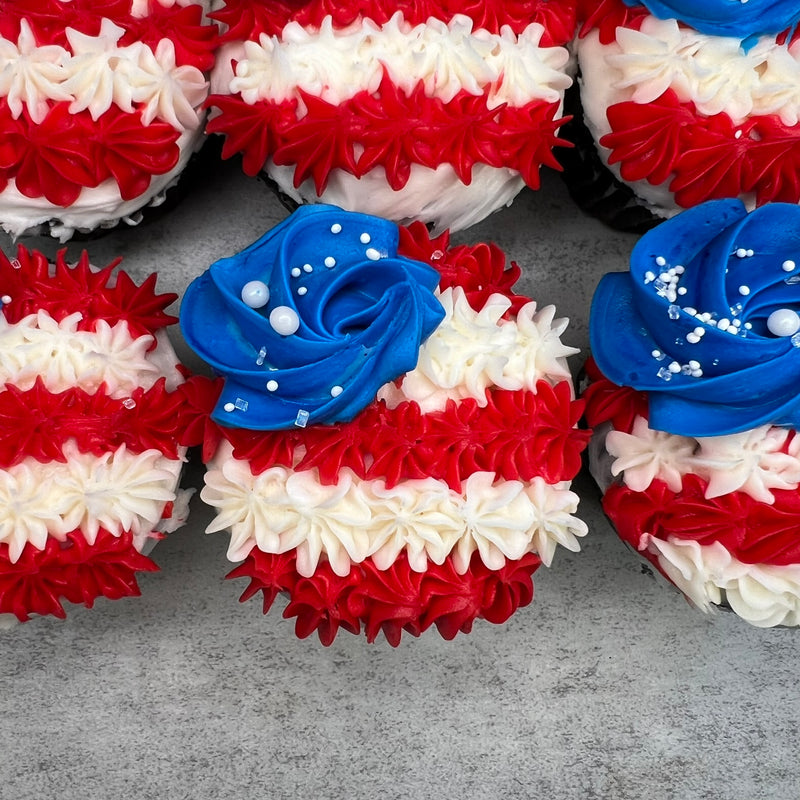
[1,155,797,800]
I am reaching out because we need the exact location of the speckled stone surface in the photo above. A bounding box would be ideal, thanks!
[2,149,799,800]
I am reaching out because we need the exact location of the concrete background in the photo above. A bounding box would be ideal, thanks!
[1,149,797,800]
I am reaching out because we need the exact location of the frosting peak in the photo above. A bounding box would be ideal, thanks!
[181,205,445,429]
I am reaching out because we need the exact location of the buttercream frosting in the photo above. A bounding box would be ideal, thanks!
[577,6,800,217]
[0,0,217,238]
[203,441,586,576]
[623,0,800,39]
[208,6,573,232]
[189,211,588,643]
[0,245,211,622]
[181,204,444,429]
[591,200,800,436]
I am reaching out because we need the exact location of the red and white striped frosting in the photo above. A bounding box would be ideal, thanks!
[0,246,210,623]
[195,222,590,645]
[208,0,576,232]
[584,358,800,627]
[577,0,800,218]
[0,0,219,239]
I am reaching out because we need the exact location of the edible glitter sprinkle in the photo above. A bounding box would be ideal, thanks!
[234,398,248,412]
[295,410,310,428]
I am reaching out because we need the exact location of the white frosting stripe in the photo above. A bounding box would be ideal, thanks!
[606,415,800,502]
[607,17,800,126]
[224,14,571,109]
[0,442,184,563]
[202,441,587,577]
[377,287,577,413]
[0,311,182,398]
[643,535,800,627]
[0,19,208,129]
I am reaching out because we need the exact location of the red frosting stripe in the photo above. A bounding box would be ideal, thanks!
[218,383,588,490]
[212,0,576,45]
[0,0,219,70]
[0,529,158,622]
[604,476,800,568]
[0,378,209,466]
[601,90,800,208]
[207,79,569,194]
[228,549,541,646]
[0,246,177,338]
[0,100,182,206]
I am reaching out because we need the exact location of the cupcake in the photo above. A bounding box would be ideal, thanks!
[207,0,575,232]
[0,0,219,240]
[181,204,589,645]
[570,0,800,229]
[585,199,800,627]
[0,245,209,624]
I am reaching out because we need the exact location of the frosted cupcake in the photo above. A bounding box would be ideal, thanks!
[0,246,210,624]
[585,199,800,626]
[207,0,575,232]
[0,0,218,240]
[182,205,589,644]
[571,0,800,228]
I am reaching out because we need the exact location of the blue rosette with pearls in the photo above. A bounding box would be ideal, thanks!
[180,205,444,430]
[590,199,800,436]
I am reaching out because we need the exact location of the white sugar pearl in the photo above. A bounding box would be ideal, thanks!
[303,263,313,273]
[241,280,270,308]
[783,260,796,272]
[767,308,800,337]
[365,248,381,261]
[1,295,10,304]
[297,287,308,296]
[360,233,371,244]
[223,402,235,413]
[269,305,300,336]
[291,267,301,278]
[330,223,342,234]
[266,380,279,392]
[330,385,343,397]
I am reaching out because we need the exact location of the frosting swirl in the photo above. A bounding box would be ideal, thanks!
[623,0,800,38]
[590,199,800,436]
[180,205,444,429]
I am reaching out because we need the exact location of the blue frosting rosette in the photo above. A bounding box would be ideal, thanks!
[590,199,800,437]
[623,0,799,39]
[181,205,444,430]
